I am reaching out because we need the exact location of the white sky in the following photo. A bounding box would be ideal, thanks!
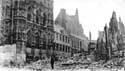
[54,0,125,40]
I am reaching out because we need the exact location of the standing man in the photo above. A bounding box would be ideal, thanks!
[50,54,55,69]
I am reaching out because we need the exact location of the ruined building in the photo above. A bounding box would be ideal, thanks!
[54,8,88,58]
[96,11,125,60]
[1,0,54,61]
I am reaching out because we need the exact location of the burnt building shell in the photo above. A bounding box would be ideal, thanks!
[1,0,54,61]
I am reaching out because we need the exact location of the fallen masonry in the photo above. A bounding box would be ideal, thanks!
[0,44,25,67]
[24,55,125,71]
[0,44,125,71]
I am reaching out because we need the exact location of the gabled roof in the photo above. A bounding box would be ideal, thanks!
[55,8,84,37]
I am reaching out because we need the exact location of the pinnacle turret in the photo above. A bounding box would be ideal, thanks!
[76,8,78,15]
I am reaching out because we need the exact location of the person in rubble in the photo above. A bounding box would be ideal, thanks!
[50,54,55,69]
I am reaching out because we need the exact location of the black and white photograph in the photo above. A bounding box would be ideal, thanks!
[0,0,125,71]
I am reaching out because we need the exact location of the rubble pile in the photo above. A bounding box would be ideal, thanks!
[25,59,51,70]
[58,53,125,70]
[0,44,16,66]
[103,58,124,69]
[86,57,125,70]
[0,45,124,71]
[23,52,125,71]
[59,55,91,70]
[0,44,26,68]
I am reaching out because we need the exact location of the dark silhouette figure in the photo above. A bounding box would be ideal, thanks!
[50,55,55,69]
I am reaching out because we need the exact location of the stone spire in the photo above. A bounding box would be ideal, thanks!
[76,8,78,16]
[109,11,118,33]
[118,16,125,34]
[89,31,91,40]
[75,8,79,24]
[119,16,122,23]
[112,11,116,18]
[60,8,67,29]
[118,17,121,30]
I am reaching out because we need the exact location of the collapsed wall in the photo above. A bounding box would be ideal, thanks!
[0,44,26,66]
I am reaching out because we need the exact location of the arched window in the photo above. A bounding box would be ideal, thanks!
[14,1,18,8]
[43,13,46,26]
[6,5,11,18]
[19,1,25,9]
[27,13,32,21]
[36,16,39,24]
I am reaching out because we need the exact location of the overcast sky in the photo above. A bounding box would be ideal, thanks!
[54,0,125,40]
